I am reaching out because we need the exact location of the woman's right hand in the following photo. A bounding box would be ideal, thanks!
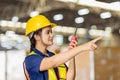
[80,37,102,51]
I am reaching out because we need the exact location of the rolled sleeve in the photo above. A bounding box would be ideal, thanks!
[25,55,44,73]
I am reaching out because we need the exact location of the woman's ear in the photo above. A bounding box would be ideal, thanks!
[34,34,40,41]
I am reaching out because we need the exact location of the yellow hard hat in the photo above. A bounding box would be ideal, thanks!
[26,15,56,36]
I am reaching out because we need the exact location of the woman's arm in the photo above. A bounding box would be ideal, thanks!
[66,57,76,80]
[40,37,102,71]
[66,39,78,80]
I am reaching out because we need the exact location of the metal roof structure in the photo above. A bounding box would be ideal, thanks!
[0,0,120,34]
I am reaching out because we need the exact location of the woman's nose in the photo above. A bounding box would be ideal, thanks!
[50,33,53,38]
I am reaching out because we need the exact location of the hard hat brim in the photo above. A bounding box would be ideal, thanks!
[26,23,56,36]
[49,23,57,28]
[41,22,56,30]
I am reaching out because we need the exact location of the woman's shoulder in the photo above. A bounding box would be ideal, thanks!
[25,54,42,61]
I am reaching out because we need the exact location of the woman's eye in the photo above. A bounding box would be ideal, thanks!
[46,30,52,34]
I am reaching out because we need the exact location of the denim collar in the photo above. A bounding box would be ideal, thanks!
[33,48,50,57]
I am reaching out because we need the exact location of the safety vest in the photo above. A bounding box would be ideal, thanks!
[23,51,67,80]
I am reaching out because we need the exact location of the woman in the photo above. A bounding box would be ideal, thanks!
[23,15,101,80]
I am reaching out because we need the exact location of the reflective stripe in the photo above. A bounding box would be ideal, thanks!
[23,62,30,80]
[48,68,58,80]
[23,51,38,80]
[52,52,67,80]
[58,64,67,80]
[29,51,39,55]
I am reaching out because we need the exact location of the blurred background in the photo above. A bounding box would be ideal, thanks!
[0,0,120,80]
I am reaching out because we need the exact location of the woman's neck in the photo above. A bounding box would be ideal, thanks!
[35,44,48,55]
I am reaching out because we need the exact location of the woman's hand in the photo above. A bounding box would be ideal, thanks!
[81,37,102,51]
[68,39,78,50]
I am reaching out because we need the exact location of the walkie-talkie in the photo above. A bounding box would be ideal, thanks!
[70,25,78,42]
[69,25,78,49]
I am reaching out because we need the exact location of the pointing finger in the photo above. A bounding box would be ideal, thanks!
[92,37,102,43]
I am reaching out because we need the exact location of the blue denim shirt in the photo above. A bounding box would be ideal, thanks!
[24,48,59,80]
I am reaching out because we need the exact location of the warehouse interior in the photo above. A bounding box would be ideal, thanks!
[0,0,120,80]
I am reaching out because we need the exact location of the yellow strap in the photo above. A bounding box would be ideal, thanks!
[58,64,67,80]
[48,68,58,80]
[29,51,39,55]
[52,52,67,80]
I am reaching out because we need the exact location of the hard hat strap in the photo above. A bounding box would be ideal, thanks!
[29,32,34,39]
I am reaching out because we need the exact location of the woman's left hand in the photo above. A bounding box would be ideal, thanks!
[68,40,78,50]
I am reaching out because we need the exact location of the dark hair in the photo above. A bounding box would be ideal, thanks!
[30,29,42,52]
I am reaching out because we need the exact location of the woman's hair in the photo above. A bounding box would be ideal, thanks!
[29,29,42,52]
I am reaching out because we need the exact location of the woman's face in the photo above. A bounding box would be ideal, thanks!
[41,26,53,46]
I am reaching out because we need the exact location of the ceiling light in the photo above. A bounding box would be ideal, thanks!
[110,1,120,9]
[97,30,105,36]
[15,22,22,28]
[78,8,89,15]
[75,17,84,23]
[53,26,62,32]
[105,27,112,37]
[100,12,112,19]
[57,0,120,11]
[0,20,7,27]
[68,27,74,34]
[62,27,68,33]
[77,28,86,35]
[105,27,112,32]
[89,29,97,36]
[11,16,19,22]
[8,21,15,27]
[21,23,26,29]
[29,11,39,17]
[53,14,64,21]
[91,25,97,30]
